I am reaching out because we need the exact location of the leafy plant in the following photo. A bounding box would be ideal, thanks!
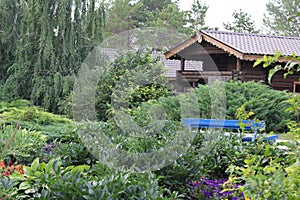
[8,158,90,199]
[254,52,300,84]
[0,177,19,199]
[226,139,300,200]
[0,100,75,140]
[95,50,171,121]
[230,155,300,199]
[0,125,46,164]
[3,158,181,199]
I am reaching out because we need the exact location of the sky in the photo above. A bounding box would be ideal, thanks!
[178,0,269,31]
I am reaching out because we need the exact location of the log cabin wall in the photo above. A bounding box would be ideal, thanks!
[209,54,236,71]
[270,71,300,92]
[241,61,268,83]
[165,30,300,93]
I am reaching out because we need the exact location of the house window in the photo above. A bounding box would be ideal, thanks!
[293,82,300,93]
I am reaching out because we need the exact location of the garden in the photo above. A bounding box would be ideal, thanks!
[1,70,300,199]
[1,0,300,199]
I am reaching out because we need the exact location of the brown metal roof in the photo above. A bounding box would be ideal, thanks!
[202,30,300,56]
[165,30,300,61]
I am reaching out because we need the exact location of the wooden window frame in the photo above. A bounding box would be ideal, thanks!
[293,82,300,93]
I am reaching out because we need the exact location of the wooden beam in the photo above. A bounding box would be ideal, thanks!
[243,54,299,62]
[237,58,241,71]
[201,34,245,59]
[165,33,201,59]
[181,58,185,71]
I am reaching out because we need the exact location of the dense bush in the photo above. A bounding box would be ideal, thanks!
[227,142,300,200]
[224,81,292,132]
[0,100,80,165]
[131,81,293,132]
[0,100,75,141]
[95,51,171,121]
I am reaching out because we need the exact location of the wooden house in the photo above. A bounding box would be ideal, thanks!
[165,30,300,92]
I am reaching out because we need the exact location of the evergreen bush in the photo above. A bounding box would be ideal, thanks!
[131,81,292,132]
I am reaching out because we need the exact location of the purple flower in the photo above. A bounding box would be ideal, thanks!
[193,181,198,188]
[43,142,56,152]
[190,177,246,199]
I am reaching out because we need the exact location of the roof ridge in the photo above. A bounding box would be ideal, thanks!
[201,30,300,40]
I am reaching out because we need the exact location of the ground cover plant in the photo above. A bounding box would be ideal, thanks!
[0,80,299,199]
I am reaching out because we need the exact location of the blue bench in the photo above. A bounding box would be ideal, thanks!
[183,118,278,143]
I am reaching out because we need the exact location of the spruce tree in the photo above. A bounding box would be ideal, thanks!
[2,0,105,113]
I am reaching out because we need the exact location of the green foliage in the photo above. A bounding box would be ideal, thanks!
[285,94,300,137]
[0,100,74,140]
[84,163,178,200]
[96,51,170,121]
[104,0,141,35]
[133,81,292,132]
[0,125,46,164]
[8,158,91,199]
[185,0,210,34]
[225,81,292,132]
[0,177,19,199]
[146,3,188,34]
[223,9,260,33]
[228,144,300,199]
[1,0,105,113]
[0,0,22,85]
[263,0,300,37]
[0,100,71,125]
[156,131,286,198]
[46,136,97,167]
[3,158,178,199]
[105,0,209,36]
[254,52,300,84]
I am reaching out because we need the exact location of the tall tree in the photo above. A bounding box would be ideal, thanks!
[0,0,24,85]
[2,0,105,113]
[223,9,260,33]
[263,0,300,36]
[185,0,209,34]
[146,3,187,33]
[133,0,173,28]
[141,0,172,11]
[105,0,141,35]
[105,0,203,35]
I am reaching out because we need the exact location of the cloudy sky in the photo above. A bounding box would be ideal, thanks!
[178,0,269,31]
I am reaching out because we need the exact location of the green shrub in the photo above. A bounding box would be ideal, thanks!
[0,100,71,125]
[224,81,292,132]
[8,158,91,199]
[0,100,74,140]
[155,131,293,199]
[0,125,46,164]
[228,144,300,200]
[95,50,171,121]
[4,158,180,199]
[131,81,292,132]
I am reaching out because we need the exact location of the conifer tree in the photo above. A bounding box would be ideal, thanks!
[2,0,105,113]
[0,0,23,84]
[223,9,260,33]
[263,0,300,36]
